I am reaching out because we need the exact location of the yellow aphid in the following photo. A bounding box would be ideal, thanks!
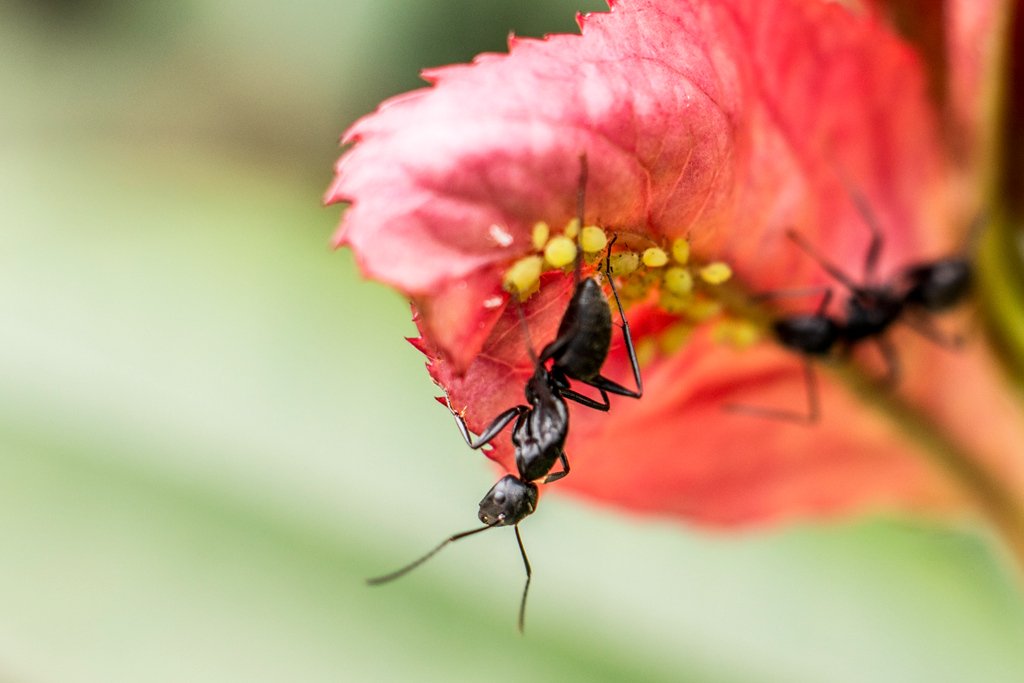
[712,319,760,348]
[642,247,668,268]
[711,321,735,345]
[686,297,723,321]
[700,262,733,284]
[658,291,692,315]
[730,320,761,348]
[672,238,690,265]
[503,255,543,297]
[660,322,693,354]
[544,236,577,268]
[635,336,657,368]
[608,251,640,277]
[581,226,608,253]
[564,218,581,239]
[664,267,694,295]
[531,221,550,251]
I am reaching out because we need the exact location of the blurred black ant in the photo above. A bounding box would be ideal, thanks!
[366,153,643,632]
[727,191,974,424]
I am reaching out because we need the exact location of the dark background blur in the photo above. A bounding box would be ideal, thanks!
[1,1,1023,681]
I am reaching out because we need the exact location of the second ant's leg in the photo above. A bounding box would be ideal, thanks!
[723,357,821,425]
[753,285,834,303]
[787,229,861,292]
[873,335,901,389]
[901,311,967,350]
[604,238,643,398]
[542,453,571,484]
[445,389,526,449]
[845,188,885,284]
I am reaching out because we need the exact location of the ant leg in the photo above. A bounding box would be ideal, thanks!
[901,312,967,350]
[815,288,834,315]
[515,525,532,634]
[542,453,571,484]
[787,229,862,292]
[873,335,901,389]
[512,297,541,368]
[578,374,640,399]
[559,386,611,411]
[723,357,821,425]
[572,152,589,287]
[603,239,643,398]
[845,188,885,284]
[445,389,527,449]
[753,285,834,303]
[367,525,493,585]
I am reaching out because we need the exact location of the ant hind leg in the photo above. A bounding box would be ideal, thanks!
[723,357,821,425]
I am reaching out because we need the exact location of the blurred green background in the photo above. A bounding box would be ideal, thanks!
[1,0,1023,681]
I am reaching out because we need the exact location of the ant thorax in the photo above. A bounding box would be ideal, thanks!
[843,287,904,342]
[513,382,569,483]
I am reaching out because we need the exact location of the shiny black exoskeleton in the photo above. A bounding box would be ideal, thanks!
[366,153,643,632]
[729,195,975,424]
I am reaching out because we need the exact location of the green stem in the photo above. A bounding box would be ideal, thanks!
[828,360,1024,578]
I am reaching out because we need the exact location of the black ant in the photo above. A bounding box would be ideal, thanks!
[728,190,973,424]
[366,153,643,632]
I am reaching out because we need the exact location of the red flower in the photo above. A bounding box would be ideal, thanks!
[326,0,1024,540]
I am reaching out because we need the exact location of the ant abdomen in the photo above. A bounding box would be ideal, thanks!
[902,258,972,311]
[544,277,612,380]
[774,315,842,355]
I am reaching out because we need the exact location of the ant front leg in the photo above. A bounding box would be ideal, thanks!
[723,357,821,425]
[542,452,570,484]
[444,388,527,449]
[603,237,643,398]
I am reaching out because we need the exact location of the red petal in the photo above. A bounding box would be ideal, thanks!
[332,0,1024,526]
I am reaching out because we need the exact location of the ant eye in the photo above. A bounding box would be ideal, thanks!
[493,490,506,504]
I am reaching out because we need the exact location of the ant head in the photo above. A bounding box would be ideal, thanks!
[775,314,842,355]
[902,258,972,312]
[478,475,539,527]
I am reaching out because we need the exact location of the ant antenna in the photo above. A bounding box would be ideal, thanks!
[512,296,541,369]
[786,229,862,292]
[515,524,532,633]
[366,525,494,586]
[573,152,589,287]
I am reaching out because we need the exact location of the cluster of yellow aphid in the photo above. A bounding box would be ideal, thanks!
[503,219,761,360]
[502,218,610,300]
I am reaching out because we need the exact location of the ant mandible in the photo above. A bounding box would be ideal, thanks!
[728,189,973,424]
[366,153,644,632]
